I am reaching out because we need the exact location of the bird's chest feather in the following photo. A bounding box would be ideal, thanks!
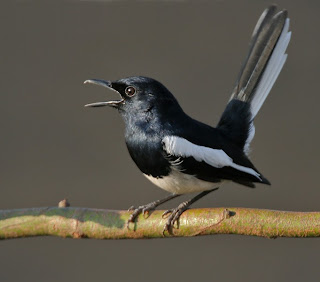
[124,117,171,177]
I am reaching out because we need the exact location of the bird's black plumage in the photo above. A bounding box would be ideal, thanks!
[87,76,268,186]
[84,6,291,233]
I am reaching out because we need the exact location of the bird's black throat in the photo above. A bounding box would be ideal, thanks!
[123,112,171,178]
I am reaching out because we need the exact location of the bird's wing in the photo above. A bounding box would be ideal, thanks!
[162,135,269,186]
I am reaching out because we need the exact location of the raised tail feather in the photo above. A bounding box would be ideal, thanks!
[218,5,291,154]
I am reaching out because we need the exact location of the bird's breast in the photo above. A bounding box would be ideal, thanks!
[144,168,221,194]
[125,125,171,178]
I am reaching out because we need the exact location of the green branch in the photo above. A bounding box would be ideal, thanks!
[1,205,320,239]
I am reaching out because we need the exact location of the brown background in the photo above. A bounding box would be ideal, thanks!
[1,1,319,281]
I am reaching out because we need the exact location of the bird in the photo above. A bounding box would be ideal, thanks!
[84,5,291,234]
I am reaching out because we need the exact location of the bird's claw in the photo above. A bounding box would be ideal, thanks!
[142,208,151,218]
[128,206,135,211]
[162,203,189,236]
[162,209,173,218]
[127,204,156,229]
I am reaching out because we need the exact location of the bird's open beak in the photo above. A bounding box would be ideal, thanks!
[84,79,124,108]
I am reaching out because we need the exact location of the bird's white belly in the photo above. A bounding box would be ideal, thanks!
[144,169,221,194]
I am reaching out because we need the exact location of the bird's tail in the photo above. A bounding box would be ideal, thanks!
[217,5,291,154]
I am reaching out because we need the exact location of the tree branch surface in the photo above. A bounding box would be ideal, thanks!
[1,206,320,239]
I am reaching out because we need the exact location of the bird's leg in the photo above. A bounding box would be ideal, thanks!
[162,187,219,235]
[127,194,180,229]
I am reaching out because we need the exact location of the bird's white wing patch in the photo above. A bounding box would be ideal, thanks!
[163,136,261,180]
[250,18,291,118]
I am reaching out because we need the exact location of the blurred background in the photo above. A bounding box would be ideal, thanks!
[1,0,319,281]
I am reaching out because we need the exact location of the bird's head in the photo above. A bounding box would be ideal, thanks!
[84,76,180,115]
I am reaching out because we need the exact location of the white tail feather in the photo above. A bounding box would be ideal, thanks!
[250,18,291,118]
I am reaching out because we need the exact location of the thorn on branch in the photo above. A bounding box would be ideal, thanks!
[58,199,70,208]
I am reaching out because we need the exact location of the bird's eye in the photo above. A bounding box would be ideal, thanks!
[125,86,136,97]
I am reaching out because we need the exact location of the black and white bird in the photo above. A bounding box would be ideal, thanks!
[84,6,291,233]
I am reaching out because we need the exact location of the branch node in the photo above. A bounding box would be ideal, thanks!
[58,199,70,208]
[191,208,236,236]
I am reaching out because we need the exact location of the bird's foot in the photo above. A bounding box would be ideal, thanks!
[127,194,180,230]
[162,201,190,235]
[127,202,158,229]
